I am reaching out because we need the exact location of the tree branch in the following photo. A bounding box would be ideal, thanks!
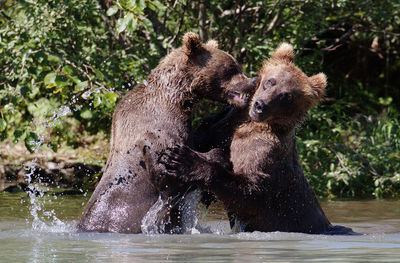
[333,143,380,177]
[199,0,207,41]
[168,1,187,46]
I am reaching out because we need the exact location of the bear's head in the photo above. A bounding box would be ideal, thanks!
[249,43,327,127]
[182,32,255,108]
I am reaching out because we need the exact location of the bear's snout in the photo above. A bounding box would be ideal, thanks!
[254,99,266,114]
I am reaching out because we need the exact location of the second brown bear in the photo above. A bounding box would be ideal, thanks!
[162,43,355,234]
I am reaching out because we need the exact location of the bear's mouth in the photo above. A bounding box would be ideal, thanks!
[227,91,250,104]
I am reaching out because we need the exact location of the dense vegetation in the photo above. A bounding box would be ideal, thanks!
[1,0,399,198]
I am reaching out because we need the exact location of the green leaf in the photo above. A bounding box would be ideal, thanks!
[55,75,70,87]
[126,0,136,10]
[80,109,93,119]
[153,0,165,10]
[147,2,157,11]
[93,93,102,108]
[378,97,392,106]
[70,76,80,84]
[75,81,88,91]
[128,17,138,32]
[24,132,40,153]
[13,130,24,143]
[0,119,6,131]
[103,92,118,108]
[44,72,57,87]
[94,69,105,81]
[116,19,126,34]
[106,5,118,16]
[62,65,74,75]
[47,54,62,64]
[136,0,146,11]
[141,18,153,30]
[27,98,58,117]
[117,13,134,33]
[116,18,125,33]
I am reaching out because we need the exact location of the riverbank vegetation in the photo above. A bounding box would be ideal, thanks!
[1,0,399,198]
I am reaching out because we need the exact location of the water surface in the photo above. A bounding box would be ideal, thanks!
[1,192,399,262]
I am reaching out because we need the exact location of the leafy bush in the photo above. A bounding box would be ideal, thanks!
[0,0,399,197]
[0,0,154,151]
[298,104,400,198]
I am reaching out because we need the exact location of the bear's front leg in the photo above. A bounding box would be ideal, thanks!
[159,145,220,184]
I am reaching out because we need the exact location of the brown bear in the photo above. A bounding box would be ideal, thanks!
[77,32,255,234]
[161,43,355,234]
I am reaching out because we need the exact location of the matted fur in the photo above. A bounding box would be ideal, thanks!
[205,39,219,49]
[182,32,202,56]
[77,32,254,234]
[162,43,353,235]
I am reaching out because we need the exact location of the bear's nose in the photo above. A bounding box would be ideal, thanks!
[254,99,265,114]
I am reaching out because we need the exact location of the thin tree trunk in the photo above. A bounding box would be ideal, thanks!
[199,0,207,41]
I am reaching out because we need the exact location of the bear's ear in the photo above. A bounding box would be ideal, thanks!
[308,73,327,102]
[182,32,202,56]
[205,39,218,49]
[271,43,294,63]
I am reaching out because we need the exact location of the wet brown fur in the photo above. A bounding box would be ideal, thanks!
[77,32,254,234]
[223,44,336,233]
[163,43,353,234]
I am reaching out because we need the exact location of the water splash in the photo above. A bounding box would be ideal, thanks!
[180,189,202,234]
[231,217,246,234]
[141,194,166,234]
[23,103,80,233]
[40,105,71,128]
[23,149,70,233]
[18,81,117,233]
[140,190,205,235]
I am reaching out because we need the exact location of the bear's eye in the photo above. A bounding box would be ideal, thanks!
[263,77,277,90]
[280,93,293,103]
[223,65,240,79]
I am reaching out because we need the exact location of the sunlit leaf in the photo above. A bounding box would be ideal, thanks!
[75,81,89,92]
[136,0,146,11]
[94,69,105,81]
[62,65,74,75]
[103,92,118,108]
[106,5,118,16]
[93,94,102,108]
[47,54,62,64]
[0,119,6,131]
[117,13,134,33]
[80,109,93,119]
[128,17,138,32]
[44,72,57,87]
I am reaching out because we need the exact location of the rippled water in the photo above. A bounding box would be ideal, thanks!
[1,192,400,262]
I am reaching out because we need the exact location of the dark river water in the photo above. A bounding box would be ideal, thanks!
[0,191,399,262]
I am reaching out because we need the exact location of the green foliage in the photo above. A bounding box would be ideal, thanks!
[0,0,399,197]
[0,0,150,149]
[298,105,400,199]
